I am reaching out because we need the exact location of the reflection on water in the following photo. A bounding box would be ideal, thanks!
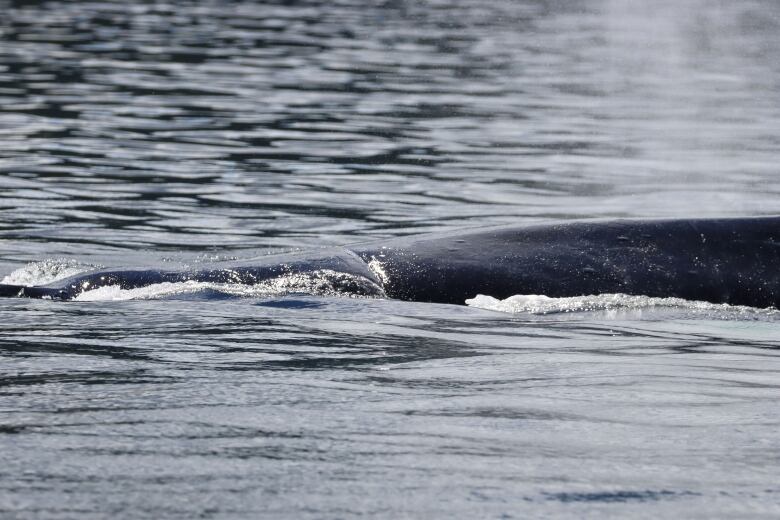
[1,0,780,518]
[1,0,779,259]
[1,298,779,518]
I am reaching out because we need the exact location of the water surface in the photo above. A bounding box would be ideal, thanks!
[1,0,780,517]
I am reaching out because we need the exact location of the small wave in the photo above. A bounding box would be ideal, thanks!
[74,269,384,301]
[465,293,777,316]
[1,259,98,286]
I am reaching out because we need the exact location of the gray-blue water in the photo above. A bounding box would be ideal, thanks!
[1,0,780,517]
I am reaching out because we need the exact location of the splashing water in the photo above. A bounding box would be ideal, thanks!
[466,293,778,316]
[1,259,98,286]
[73,269,384,301]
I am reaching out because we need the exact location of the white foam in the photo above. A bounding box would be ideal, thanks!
[366,256,390,285]
[73,269,383,301]
[1,259,97,286]
[465,293,776,316]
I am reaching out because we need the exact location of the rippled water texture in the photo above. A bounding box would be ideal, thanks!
[1,0,780,518]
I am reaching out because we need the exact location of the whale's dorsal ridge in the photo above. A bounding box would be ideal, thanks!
[1,217,779,308]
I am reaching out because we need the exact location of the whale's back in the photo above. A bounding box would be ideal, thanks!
[351,217,780,307]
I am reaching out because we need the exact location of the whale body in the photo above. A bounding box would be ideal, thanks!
[1,217,779,308]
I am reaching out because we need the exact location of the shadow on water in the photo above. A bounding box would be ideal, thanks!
[543,489,701,503]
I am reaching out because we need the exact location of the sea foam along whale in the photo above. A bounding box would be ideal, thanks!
[1,217,779,308]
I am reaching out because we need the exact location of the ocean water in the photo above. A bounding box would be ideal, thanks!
[1,0,780,518]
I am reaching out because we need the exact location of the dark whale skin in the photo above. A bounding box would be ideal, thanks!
[353,217,780,307]
[2,217,779,308]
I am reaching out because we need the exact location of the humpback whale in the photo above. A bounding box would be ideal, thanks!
[1,217,779,308]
